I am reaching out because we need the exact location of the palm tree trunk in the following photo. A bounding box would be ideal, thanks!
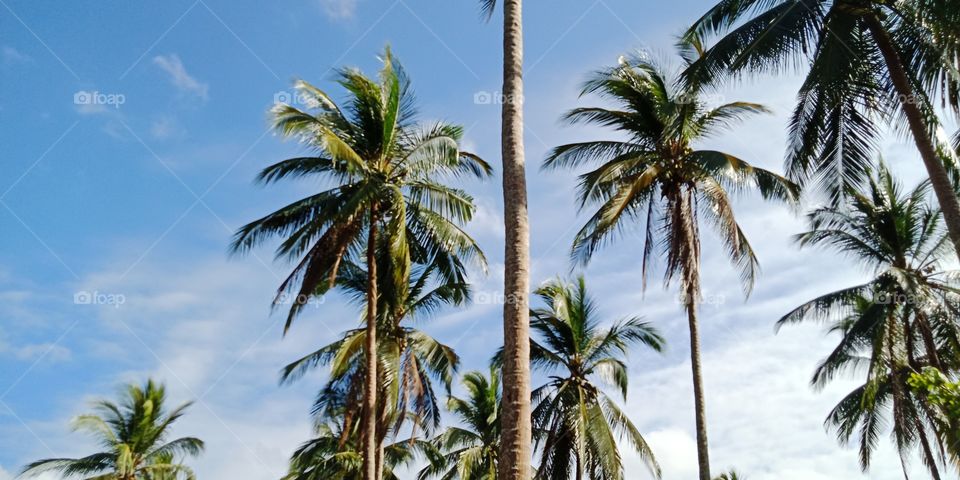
[362,207,379,480]
[497,0,532,478]
[916,418,943,480]
[686,297,711,480]
[866,15,960,262]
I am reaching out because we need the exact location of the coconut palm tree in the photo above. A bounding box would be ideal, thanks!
[231,48,490,480]
[514,276,663,480]
[21,380,203,480]
[777,163,960,478]
[544,53,799,480]
[418,368,502,480]
[683,0,960,261]
[477,0,531,476]
[280,251,470,460]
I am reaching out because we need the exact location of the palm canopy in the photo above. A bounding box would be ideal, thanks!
[230,47,491,331]
[280,252,465,438]
[21,380,203,480]
[682,0,960,204]
[507,276,663,480]
[545,52,799,298]
[776,164,960,475]
[283,416,430,480]
[418,368,502,480]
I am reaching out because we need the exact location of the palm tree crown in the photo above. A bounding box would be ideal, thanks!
[419,368,502,480]
[21,380,203,480]
[683,0,960,259]
[777,163,960,477]
[522,276,663,480]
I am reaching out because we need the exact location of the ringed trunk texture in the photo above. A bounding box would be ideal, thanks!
[866,15,960,262]
[362,208,379,480]
[687,298,711,480]
[497,0,532,478]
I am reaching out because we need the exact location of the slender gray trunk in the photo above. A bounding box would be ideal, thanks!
[497,0,532,478]
[362,207,379,480]
[866,15,960,262]
[687,297,711,480]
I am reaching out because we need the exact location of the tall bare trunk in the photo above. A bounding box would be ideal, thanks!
[497,0,532,478]
[866,15,960,262]
[686,297,711,480]
[362,207,379,480]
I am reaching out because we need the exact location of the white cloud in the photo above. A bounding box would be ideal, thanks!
[318,0,357,19]
[149,116,184,140]
[152,54,209,100]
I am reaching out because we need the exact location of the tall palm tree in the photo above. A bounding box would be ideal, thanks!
[418,368,502,480]
[231,48,490,480]
[712,472,744,480]
[21,380,203,480]
[543,53,799,480]
[280,251,472,464]
[477,0,531,476]
[521,277,663,480]
[683,0,960,260]
[777,163,960,478]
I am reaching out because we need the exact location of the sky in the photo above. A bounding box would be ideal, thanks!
[0,0,949,479]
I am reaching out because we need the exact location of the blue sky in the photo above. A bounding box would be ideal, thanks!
[0,0,948,479]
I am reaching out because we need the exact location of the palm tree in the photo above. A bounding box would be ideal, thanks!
[477,0,531,476]
[21,380,203,480]
[284,416,431,480]
[712,472,744,480]
[519,276,662,480]
[543,53,799,480]
[777,163,960,478]
[683,0,960,261]
[418,368,502,480]
[280,252,471,461]
[231,48,490,480]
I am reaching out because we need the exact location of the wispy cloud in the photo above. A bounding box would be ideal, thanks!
[318,0,357,19]
[152,54,209,100]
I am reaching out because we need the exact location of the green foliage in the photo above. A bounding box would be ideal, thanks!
[419,368,502,480]
[514,276,663,480]
[778,165,960,476]
[544,51,798,299]
[909,367,960,466]
[283,416,430,480]
[280,254,466,443]
[684,0,960,204]
[21,380,203,480]
[231,46,491,332]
